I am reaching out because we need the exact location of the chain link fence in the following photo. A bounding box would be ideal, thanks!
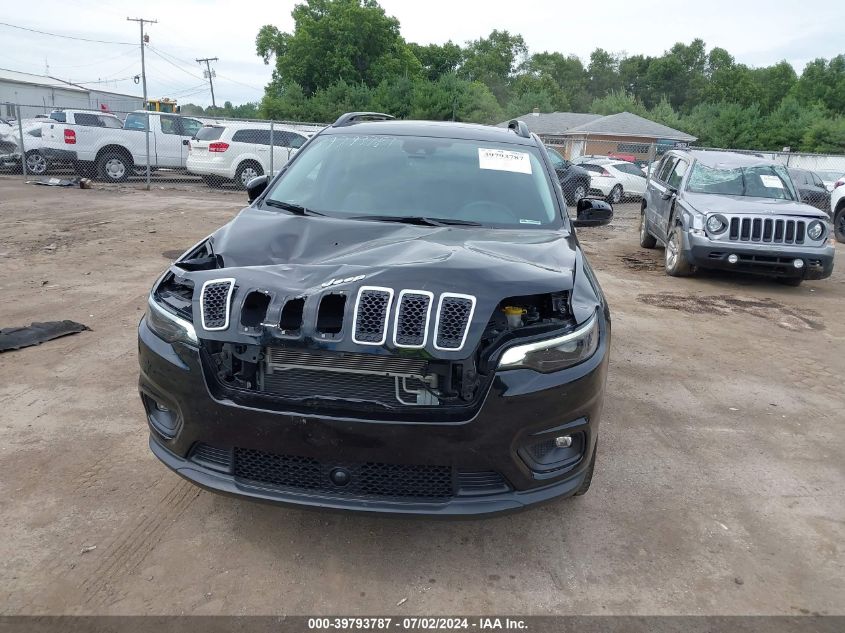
[0,102,325,189]
[2,101,845,207]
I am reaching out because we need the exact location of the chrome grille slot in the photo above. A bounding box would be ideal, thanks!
[352,287,393,345]
[434,293,476,351]
[394,290,433,348]
[725,216,806,244]
[200,278,235,330]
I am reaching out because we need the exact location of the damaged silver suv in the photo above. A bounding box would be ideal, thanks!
[138,112,614,516]
[640,150,835,285]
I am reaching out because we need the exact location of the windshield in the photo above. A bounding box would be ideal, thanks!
[264,134,561,229]
[686,162,797,200]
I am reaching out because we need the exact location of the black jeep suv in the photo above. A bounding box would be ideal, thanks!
[138,113,613,516]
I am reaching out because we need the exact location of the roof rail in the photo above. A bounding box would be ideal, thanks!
[332,112,395,127]
[507,119,531,139]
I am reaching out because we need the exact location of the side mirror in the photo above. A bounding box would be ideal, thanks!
[573,198,613,227]
[246,175,269,202]
[661,187,677,201]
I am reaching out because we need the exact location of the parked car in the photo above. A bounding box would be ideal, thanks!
[139,113,614,516]
[578,158,648,203]
[788,168,831,212]
[640,150,834,285]
[0,121,21,170]
[544,146,591,204]
[830,181,845,242]
[814,169,845,192]
[186,122,318,188]
[41,110,204,182]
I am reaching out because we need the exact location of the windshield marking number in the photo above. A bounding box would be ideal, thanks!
[478,148,532,175]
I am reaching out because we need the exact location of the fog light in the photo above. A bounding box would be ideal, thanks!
[555,435,573,448]
[793,259,804,269]
[727,254,739,264]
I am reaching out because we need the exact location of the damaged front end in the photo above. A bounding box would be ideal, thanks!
[145,233,601,423]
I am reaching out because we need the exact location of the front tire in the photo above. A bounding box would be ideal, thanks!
[639,210,657,248]
[607,184,623,204]
[665,224,693,276]
[97,152,131,183]
[834,206,845,243]
[235,161,263,190]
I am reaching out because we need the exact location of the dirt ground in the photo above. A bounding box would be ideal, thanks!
[0,175,843,616]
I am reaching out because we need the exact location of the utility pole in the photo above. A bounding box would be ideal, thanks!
[127,16,156,190]
[196,57,219,108]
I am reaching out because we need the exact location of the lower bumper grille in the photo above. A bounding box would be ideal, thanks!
[234,447,454,499]
[221,446,509,500]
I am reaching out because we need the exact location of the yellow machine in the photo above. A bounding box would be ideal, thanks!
[145,98,179,113]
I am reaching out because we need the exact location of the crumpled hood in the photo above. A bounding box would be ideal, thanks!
[684,192,829,218]
[175,206,594,358]
[210,206,577,284]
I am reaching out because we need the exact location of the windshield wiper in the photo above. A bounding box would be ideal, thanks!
[347,215,482,227]
[264,199,325,216]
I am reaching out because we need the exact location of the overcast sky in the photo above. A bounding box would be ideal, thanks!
[2,0,842,107]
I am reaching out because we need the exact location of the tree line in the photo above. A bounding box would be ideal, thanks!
[192,0,845,153]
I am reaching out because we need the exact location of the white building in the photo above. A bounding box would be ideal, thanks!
[0,68,143,119]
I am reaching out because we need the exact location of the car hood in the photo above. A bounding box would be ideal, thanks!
[683,192,829,218]
[172,207,597,358]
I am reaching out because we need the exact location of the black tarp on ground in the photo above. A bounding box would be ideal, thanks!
[0,321,89,352]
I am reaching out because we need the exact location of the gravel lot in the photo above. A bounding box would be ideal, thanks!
[0,175,843,615]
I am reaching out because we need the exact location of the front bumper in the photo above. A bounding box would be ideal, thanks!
[687,233,835,279]
[138,316,610,516]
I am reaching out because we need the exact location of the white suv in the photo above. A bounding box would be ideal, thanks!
[186,122,320,188]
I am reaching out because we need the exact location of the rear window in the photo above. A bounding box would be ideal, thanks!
[50,112,66,123]
[101,116,123,129]
[614,163,645,176]
[232,129,268,145]
[195,126,225,141]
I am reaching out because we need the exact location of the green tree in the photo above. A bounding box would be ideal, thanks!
[522,52,590,110]
[758,96,826,150]
[801,117,845,153]
[408,41,463,81]
[460,30,527,102]
[589,90,649,117]
[255,0,420,96]
[790,55,845,115]
[683,102,763,148]
[587,49,621,98]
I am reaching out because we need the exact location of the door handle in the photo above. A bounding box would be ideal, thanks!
[182,139,189,146]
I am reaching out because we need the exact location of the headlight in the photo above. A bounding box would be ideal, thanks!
[706,214,728,234]
[807,220,824,240]
[145,295,198,345]
[498,311,599,373]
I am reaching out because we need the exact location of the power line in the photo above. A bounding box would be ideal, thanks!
[0,21,134,45]
[215,73,265,92]
[146,46,205,81]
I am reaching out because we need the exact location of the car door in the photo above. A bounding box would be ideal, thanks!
[645,155,676,240]
[155,114,184,167]
[660,158,689,235]
[806,171,830,210]
[177,117,203,165]
[271,130,307,175]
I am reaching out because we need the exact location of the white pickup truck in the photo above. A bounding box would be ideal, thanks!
[41,110,204,182]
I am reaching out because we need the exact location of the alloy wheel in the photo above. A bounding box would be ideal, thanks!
[26,152,47,175]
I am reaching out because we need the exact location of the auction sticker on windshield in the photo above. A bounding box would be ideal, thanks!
[478,148,532,174]
[760,174,784,188]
